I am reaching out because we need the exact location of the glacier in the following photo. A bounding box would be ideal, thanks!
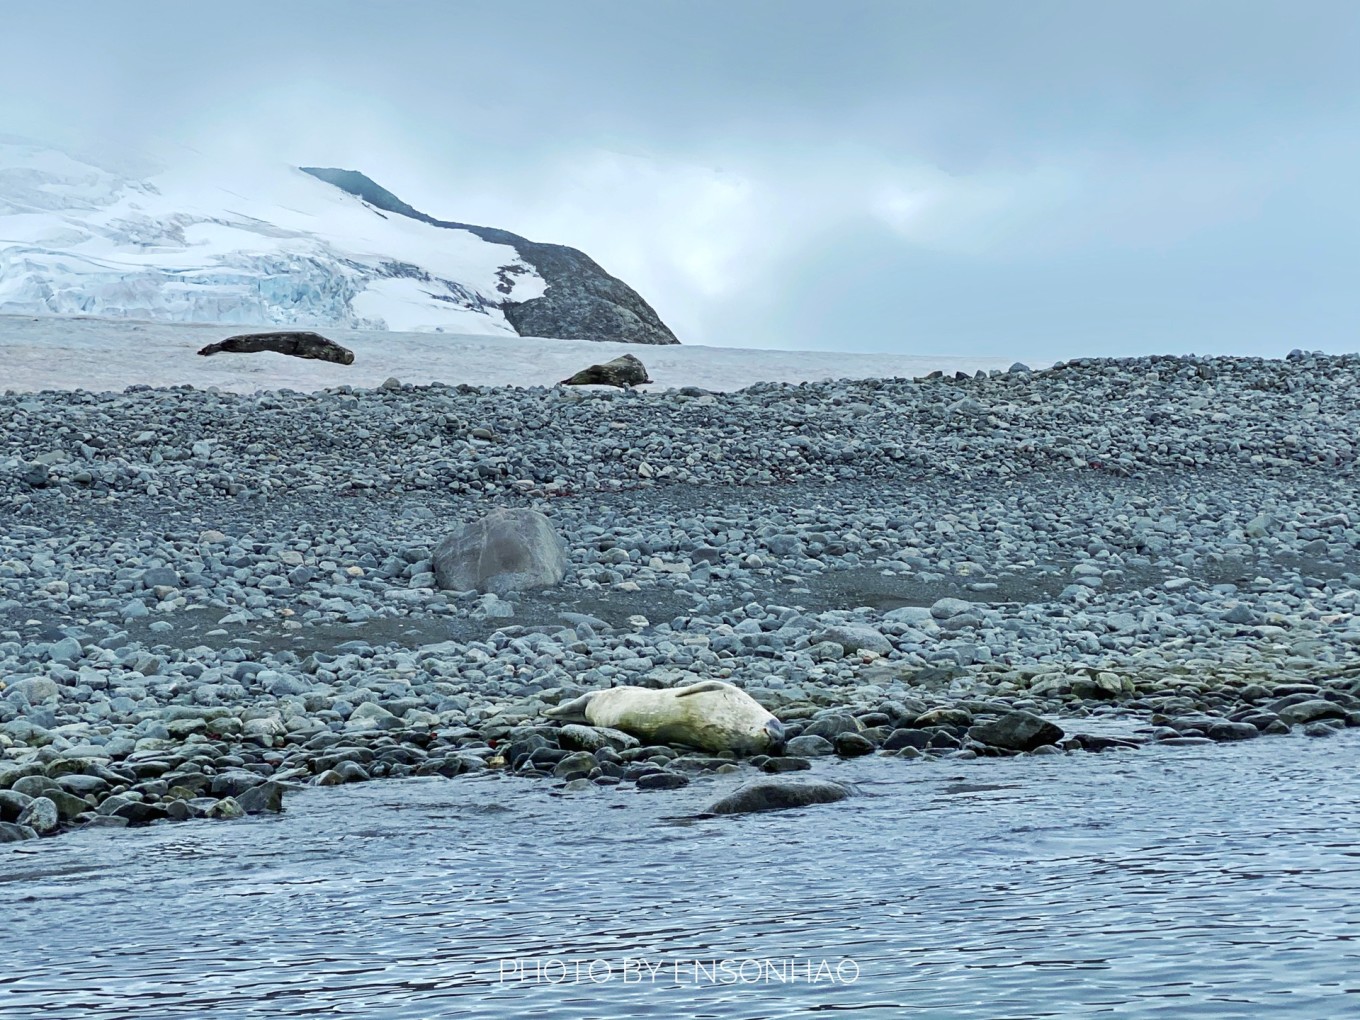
[0,136,566,335]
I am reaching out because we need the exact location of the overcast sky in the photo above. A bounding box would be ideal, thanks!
[4,0,1358,359]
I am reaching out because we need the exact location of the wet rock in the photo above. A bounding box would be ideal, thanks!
[12,775,60,799]
[553,751,599,779]
[0,764,47,790]
[784,734,835,757]
[206,798,245,819]
[1070,672,1124,700]
[1276,700,1347,726]
[237,781,287,813]
[210,770,266,797]
[0,821,38,842]
[111,800,168,825]
[16,796,59,835]
[834,732,876,757]
[635,771,689,790]
[0,789,32,821]
[1073,734,1144,753]
[56,774,109,797]
[1206,721,1261,742]
[913,707,974,729]
[1302,721,1340,738]
[79,816,129,830]
[46,789,94,821]
[800,712,862,741]
[968,711,1064,753]
[883,728,933,751]
[705,779,850,815]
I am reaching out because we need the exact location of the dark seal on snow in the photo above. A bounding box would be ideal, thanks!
[559,353,651,388]
[197,331,355,365]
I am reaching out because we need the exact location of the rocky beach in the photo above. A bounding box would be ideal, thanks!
[3,349,1360,839]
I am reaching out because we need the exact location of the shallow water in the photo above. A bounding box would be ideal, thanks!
[3,733,1359,1019]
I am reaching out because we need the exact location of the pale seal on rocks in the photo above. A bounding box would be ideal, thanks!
[545,680,785,755]
[197,331,355,365]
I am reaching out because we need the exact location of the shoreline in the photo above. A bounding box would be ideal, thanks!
[4,350,1360,839]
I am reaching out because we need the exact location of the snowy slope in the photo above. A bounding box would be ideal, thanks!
[0,136,545,333]
[0,313,1035,394]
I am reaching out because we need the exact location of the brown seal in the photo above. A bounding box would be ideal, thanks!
[197,331,355,365]
[559,353,651,389]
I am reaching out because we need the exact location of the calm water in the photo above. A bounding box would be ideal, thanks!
[3,732,1358,1019]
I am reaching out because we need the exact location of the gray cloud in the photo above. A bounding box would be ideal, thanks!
[3,0,1358,358]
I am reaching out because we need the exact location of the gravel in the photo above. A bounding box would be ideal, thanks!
[2,350,1360,839]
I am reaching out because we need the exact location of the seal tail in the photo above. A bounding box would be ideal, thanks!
[544,692,595,721]
[674,680,730,697]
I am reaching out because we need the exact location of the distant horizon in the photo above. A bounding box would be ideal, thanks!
[3,309,1345,383]
[0,312,1039,396]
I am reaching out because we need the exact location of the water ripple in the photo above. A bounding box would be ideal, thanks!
[2,733,1358,1018]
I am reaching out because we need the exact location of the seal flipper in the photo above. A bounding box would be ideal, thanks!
[544,691,596,721]
[674,680,730,698]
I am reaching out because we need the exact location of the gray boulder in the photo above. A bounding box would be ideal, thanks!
[433,507,567,595]
[1276,699,1347,726]
[968,711,1064,752]
[705,779,850,816]
[0,821,38,842]
[16,796,60,835]
[237,781,287,814]
[834,733,876,757]
[5,676,60,704]
[799,712,862,740]
[808,624,892,656]
[0,789,32,822]
[930,597,976,620]
[784,734,836,757]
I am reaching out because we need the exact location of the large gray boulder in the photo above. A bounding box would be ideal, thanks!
[705,778,850,815]
[432,508,567,595]
[968,711,1064,752]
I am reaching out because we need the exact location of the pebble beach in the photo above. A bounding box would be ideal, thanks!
[3,348,1360,838]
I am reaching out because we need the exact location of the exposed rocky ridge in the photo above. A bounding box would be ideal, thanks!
[300,167,679,346]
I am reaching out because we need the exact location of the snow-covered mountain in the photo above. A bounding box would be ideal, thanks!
[0,137,678,343]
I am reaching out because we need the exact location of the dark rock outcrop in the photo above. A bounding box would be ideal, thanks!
[300,167,679,345]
